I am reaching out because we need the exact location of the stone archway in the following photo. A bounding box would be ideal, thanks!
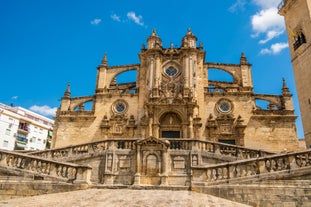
[159,112,182,138]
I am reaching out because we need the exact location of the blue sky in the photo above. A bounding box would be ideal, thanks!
[0,0,304,138]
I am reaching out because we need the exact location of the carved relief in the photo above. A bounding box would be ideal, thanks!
[173,156,185,169]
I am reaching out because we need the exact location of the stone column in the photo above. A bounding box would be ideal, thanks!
[184,56,189,88]
[134,145,141,185]
[189,116,194,138]
[153,123,159,138]
[155,56,161,88]
[161,149,168,185]
[149,117,153,137]
[149,59,154,90]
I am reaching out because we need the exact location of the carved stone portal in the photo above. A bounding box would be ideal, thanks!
[135,137,169,185]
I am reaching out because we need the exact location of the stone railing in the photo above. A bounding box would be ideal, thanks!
[192,149,311,185]
[30,138,272,161]
[167,139,273,159]
[29,138,138,159]
[0,150,91,183]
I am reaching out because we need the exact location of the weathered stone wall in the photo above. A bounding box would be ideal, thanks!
[0,179,88,200]
[194,180,311,207]
[280,0,311,148]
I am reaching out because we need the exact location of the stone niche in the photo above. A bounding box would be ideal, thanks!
[135,137,170,185]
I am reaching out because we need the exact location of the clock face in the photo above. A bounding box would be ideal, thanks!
[165,66,177,76]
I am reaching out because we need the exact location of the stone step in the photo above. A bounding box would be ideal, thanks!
[1,188,251,207]
[92,184,190,191]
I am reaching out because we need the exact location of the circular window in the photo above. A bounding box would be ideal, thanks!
[116,103,125,112]
[165,66,177,76]
[216,99,233,114]
[112,100,128,114]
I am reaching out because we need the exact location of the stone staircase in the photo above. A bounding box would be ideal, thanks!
[0,138,311,206]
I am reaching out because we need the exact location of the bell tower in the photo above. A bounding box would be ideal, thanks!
[279,0,311,147]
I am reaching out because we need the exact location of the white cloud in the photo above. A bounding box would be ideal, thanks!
[11,96,18,100]
[259,30,284,44]
[229,0,247,13]
[90,18,102,25]
[251,7,285,43]
[111,14,121,22]
[29,105,57,117]
[127,11,144,26]
[252,0,280,9]
[260,42,288,55]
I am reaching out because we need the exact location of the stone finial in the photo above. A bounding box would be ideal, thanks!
[282,78,291,96]
[240,52,248,64]
[187,27,192,34]
[64,82,71,98]
[101,53,108,66]
[147,28,162,49]
[152,28,157,36]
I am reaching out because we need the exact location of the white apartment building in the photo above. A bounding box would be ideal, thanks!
[0,103,54,151]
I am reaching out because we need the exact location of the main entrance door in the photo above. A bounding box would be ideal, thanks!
[159,112,182,138]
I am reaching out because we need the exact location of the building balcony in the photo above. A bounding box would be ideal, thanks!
[16,136,28,144]
[17,127,29,134]
[293,35,307,50]
[15,136,28,150]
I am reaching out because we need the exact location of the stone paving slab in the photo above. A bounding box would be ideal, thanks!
[0,189,250,207]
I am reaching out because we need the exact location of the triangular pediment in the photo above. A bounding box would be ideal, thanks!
[136,136,169,147]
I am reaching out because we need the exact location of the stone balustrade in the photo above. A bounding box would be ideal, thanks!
[30,138,272,161]
[192,149,311,185]
[0,150,91,183]
[29,138,138,159]
[167,139,273,159]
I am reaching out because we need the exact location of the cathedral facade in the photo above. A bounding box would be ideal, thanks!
[53,29,299,153]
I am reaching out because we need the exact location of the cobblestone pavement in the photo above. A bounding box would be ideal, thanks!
[0,189,250,207]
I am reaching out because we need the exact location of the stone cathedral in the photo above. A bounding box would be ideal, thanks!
[53,29,299,153]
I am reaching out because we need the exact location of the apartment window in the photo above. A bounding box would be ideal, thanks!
[5,129,11,135]
[3,140,9,148]
[30,137,36,143]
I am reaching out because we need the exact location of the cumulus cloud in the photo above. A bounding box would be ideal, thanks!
[90,18,102,25]
[29,105,57,117]
[229,0,247,13]
[260,42,289,55]
[111,13,121,22]
[251,7,285,42]
[127,12,144,26]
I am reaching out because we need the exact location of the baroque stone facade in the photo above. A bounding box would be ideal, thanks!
[53,29,300,153]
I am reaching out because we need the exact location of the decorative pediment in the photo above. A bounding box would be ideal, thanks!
[136,136,170,148]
